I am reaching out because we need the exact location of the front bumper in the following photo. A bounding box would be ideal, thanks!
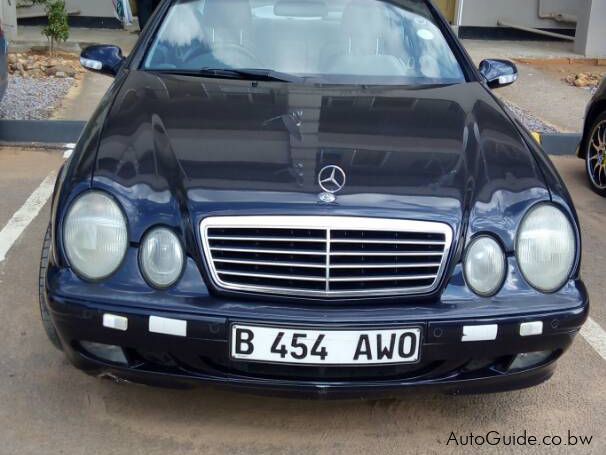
[47,279,589,397]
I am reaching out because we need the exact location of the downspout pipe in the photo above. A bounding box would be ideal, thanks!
[456,0,464,26]
[538,0,577,24]
[539,12,577,24]
[497,20,575,41]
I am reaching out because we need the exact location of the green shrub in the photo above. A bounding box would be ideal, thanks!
[32,0,70,55]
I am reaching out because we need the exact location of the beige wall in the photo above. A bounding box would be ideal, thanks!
[11,0,586,30]
[1,0,18,40]
[456,0,581,28]
[66,0,115,17]
[65,0,584,27]
[434,0,457,22]
[575,0,606,57]
[17,0,115,19]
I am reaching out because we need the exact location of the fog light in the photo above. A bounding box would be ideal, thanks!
[508,351,553,371]
[80,341,129,365]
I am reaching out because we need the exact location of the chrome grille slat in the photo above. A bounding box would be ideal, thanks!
[330,239,445,245]
[210,247,326,255]
[330,262,442,269]
[201,216,453,298]
[209,236,327,243]
[329,251,444,257]
[330,274,438,282]
[214,259,326,269]
[217,270,327,282]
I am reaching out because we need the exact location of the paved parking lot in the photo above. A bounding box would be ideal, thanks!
[0,147,605,454]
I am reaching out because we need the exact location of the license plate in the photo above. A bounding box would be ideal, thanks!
[230,324,422,366]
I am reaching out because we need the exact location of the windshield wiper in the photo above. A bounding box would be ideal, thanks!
[226,68,305,83]
[153,67,303,83]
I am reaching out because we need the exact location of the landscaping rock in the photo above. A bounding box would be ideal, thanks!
[6,51,84,80]
[29,69,46,79]
[47,65,77,77]
[565,72,605,90]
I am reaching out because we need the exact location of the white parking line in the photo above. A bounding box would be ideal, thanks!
[0,172,56,263]
[581,317,606,361]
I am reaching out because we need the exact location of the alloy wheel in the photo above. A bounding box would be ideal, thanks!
[587,119,606,190]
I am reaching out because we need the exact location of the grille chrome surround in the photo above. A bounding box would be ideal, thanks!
[200,216,453,298]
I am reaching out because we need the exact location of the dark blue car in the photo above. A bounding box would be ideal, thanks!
[40,0,588,397]
[578,76,606,197]
[0,20,8,102]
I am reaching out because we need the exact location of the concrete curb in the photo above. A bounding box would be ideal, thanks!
[534,133,582,156]
[9,41,82,54]
[0,120,583,156]
[0,120,85,145]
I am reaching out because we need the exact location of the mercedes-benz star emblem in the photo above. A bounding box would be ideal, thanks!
[318,165,346,194]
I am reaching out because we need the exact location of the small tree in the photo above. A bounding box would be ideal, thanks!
[32,0,70,55]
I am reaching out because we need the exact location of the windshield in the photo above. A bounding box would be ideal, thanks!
[144,0,465,85]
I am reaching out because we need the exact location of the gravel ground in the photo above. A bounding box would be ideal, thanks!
[502,98,560,134]
[0,75,75,120]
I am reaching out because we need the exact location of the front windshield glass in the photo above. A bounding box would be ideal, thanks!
[144,0,465,85]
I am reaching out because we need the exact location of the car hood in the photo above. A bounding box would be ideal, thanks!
[93,71,550,250]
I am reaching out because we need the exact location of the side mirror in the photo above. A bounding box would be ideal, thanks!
[80,45,125,77]
[479,59,518,89]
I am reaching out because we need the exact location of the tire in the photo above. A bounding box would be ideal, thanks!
[39,225,63,351]
[585,112,606,197]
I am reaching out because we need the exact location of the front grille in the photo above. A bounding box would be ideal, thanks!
[200,217,453,298]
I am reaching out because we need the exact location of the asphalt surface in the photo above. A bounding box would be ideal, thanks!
[0,148,605,454]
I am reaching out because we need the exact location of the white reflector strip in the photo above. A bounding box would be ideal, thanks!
[462,325,498,342]
[103,314,128,331]
[520,321,543,337]
[149,316,187,337]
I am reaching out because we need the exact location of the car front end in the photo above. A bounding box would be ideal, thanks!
[41,0,588,397]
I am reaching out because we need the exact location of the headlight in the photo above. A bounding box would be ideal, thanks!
[139,228,184,289]
[516,204,576,293]
[464,236,506,297]
[63,191,128,280]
